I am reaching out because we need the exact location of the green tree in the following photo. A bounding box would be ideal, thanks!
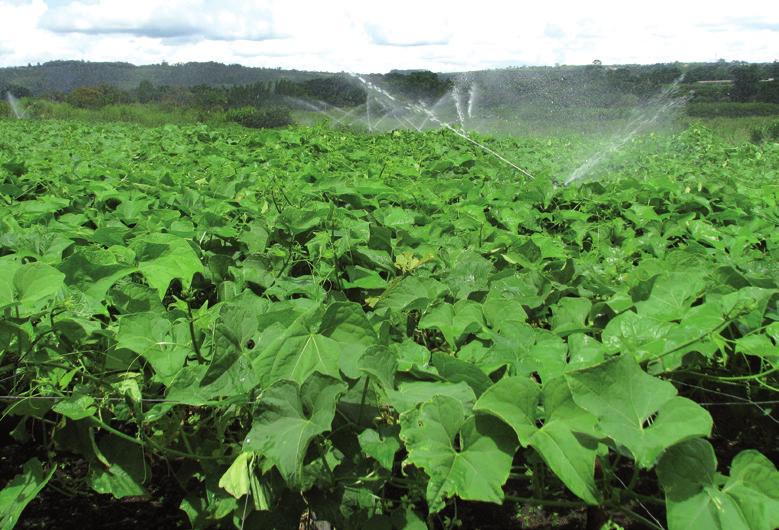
[1,83,32,98]
[731,65,760,102]
[65,84,130,108]
[757,80,779,104]
[137,80,155,103]
[191,84,228,110]
[66,87,107,108]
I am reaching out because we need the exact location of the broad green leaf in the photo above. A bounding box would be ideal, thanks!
[160,366,213,406]
[658,439,779,530]
[456,340,511,375]
[58,249,136,303]
[386,380,476,413]
[319,302,377,348]
[566,355,712,468]
[530,233,568,260]
[375,276,445,313]
[527,378,600,503]
[473,376,540,446]
[528,421,599,504]
[320,301,378,378]
[89,436,147,499]
[0,458,55,530]
[541,377,599,437]
[53,394,96,420]
[116,312,191,385]
[718,286,777,331]
[358,427,400,471]
[687,219,720,246]
[393,340,432,373]
[445,250,493,299]
[735,334,779,365]
[133,233,203,298]
[200,296,264,394]
[727,451,779,530]
[431,352,492,396]
[108,281,164,315]
[635,272,707,322]
[11,262,65,314]
[399,395,516,512]
[419,300,484,348]
[567,333,606,370]
[243,374,346,483]
[343,266,388,289]
[481,287,528,329]
[391,506,428,530]
[380,206,415,227]
[358,346,397,391]
[648,303,725,370]
[488,272,545,310]
[515,330,569,383]
[239,222,269,253]
[219,452,253,499]
[601,310,674,362]
[0,257,21,308]
[625,203,661,226]
[551,297,592,336]
[252,307,341,386]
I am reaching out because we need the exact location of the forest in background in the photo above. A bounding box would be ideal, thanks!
[1,60,779,130]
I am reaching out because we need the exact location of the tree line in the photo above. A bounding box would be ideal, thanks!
[3,61,778,119]
[17,72,453,112]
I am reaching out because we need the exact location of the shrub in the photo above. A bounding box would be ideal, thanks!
[757,80,779,104]
[686,83,731,103]
[225,106,292,129]
[750,127,765,144]
[687,102,779,118]
[767,121,779,141]
[65,85,131,109]
[748,121,779,144]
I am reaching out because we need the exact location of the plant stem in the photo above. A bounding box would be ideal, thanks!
[356,377,370,425]
[683,366,778,382]
[648,314,738,365]
[615,506,666,530]
[186,300,204,363]
[627,465,640,491]
[86,415,222,461]
[625,491,665,506]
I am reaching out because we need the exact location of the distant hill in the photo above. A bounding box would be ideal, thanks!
[1,60,776,109]
[0,60,329,95]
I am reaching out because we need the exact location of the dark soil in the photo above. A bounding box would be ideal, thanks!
[0,419,186,530]
[453,499,589,529]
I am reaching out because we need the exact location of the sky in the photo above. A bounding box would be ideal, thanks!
[0,0,777,72]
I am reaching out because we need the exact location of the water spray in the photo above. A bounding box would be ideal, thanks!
[349,73,535,180]
[5,92,25,119]
[467,84,478,119]
[453,84,467,128]
[564,75,688,185]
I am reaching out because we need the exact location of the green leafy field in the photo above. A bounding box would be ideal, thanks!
[1,119,778,529]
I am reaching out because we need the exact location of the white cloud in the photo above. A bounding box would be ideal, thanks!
[360,1,452,46]
[39,0,281,40]
[0,0,777,71]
